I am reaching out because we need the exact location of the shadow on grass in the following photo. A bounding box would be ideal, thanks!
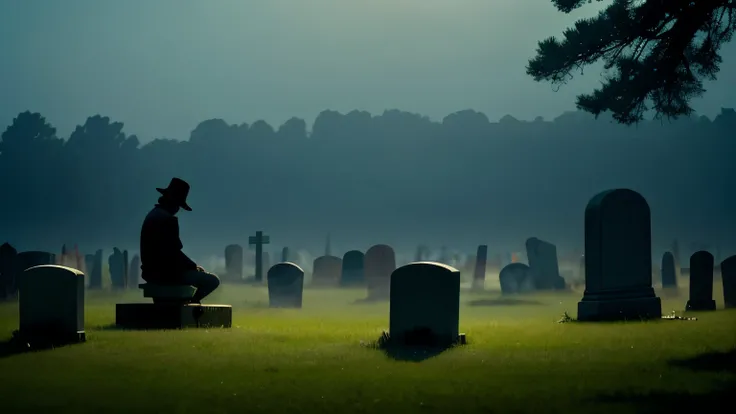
[0,330,85,359]
[594,348,736,414]
[467,298,544,307]
[367,329,460,362]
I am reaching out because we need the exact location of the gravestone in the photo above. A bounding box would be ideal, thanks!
[472,245,488,290]
[525,237,566,290]
[89,249,103,289]
[109,248,125,289]
[340,250,365,287]
[248,231,270,282]
[129,254,141,288]
[312,255,342,286]
[686,251,716,311]
[224,244,244,282]
[577,189,661,321]
[499,263,534,295]
[364,244,396,300]
[0,243,18,299]
[389,262,462,346]
[18,265,86,343]
[660,252,677,288]
[281,247,290,262]
[720,255,736,309]
[267,262,304,308]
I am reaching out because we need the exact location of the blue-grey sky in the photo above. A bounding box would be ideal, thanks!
[2,0,735,141]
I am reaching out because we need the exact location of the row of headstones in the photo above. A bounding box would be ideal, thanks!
[0,242,141,299]
[662,250,736,310]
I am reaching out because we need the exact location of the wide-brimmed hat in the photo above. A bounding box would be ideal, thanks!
[156,177,192,211]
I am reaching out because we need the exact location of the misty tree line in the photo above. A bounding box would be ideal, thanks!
[1,108,735,251]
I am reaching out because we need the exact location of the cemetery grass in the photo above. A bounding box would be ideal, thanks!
[1,285,735,414]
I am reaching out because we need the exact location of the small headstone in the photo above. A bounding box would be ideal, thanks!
[281,247,290,262]
[577,189,661,321]
[499,263,534,295]
[686,251,716,311]
[267,262,305,308]
[364,244,396,300]
[312,255,342,286]
[720,255,736,309]
[224,244,244,282]
[129,254,141,288]
[525,237,566,290]
[18,265,85,343]
[123,250,130,288]
[340,250,365,287]
[389,262,461,346]
[660,252,677,288]
[84,254,95,281]
[472,245,488,290]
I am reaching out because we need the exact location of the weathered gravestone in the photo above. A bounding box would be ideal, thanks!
[525,237,566,290]
[88,249,103,289]
[389,262,463,346]
[660,252,677,288]
[720,255,736,309]
[499,263,534,295]
[108,248,126,289]
[472,245,488,290]
[341,250,365,287]
[577,189,661,321]
[281,246,290,262]
[0,243,18,299]
[128,254,141,288]
[18,265,86,344]
[267,262,305,308]
[686,251,716,311]
[312,255,342,286]
[364,244,396,301]
[224,244,244,282]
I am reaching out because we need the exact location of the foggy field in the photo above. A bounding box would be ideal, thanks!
[1,285,735,414]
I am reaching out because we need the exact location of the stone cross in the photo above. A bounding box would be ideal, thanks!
[248,231,270,282]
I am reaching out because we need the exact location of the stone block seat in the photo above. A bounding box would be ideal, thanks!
[115,280,232,330]
[139,283,196,305]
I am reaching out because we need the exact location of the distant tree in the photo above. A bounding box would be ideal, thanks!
[527,0,736,124]
[276,117,308,140]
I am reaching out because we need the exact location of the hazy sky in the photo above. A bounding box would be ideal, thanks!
[2,0,735,141]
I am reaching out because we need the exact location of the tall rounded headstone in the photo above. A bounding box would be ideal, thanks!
[224,244,244,282]
[577,189,662,321]
[389,262,461,346]
[267,262,304,308]
[686,251,716,311]
[720,255,736,309]
[340,250,365,287]
[499,263,534,295]
[364,244,396,300]
[660,251,677,288]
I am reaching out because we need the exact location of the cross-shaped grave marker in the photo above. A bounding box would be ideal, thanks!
[249,231,270,282]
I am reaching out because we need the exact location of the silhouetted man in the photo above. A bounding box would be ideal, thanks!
[140,177,220,303]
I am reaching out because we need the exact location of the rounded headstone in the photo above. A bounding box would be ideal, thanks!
[686,251,716,311]
[389,262,460,345]
[341,250,365,287]
[311,255,342,286]
[499,263,534,295]
[660,251,677,288]
[364,244,396,300]
[267,262,304,308]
